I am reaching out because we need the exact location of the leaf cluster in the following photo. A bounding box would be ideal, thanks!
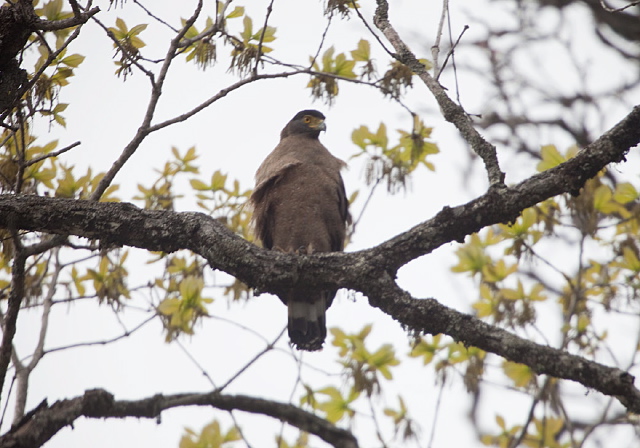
[180,420,241,448]
[450,144,640,404]
[350,116,439,193]
[134,147,199,211]
[297,325,418,443]
[229,15,276,76]
[482,415,568,448]
[108,17,148,79]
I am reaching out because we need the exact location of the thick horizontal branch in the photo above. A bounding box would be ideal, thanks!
[0,389,358,448]
[1,107,637,289]
[0,107,639,413]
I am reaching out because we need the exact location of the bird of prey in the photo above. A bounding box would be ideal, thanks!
[250,110,351,351]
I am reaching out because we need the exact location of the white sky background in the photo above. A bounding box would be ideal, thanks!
[6,0,640,447]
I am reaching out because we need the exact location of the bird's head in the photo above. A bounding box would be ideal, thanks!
[281,110,326,139]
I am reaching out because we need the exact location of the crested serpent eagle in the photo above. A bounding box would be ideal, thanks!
[250,110,351,351]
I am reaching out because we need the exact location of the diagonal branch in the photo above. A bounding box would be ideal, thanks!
[373,0,505,186]
[361,279,640,413]
[0,388,359,448]
[90,0,204,201]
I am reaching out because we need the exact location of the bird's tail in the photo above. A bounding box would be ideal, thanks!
[287,293,328,351]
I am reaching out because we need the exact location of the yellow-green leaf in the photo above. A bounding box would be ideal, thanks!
[351,39,371,61]
[503,361,534,388]
[190,179,209,191]
[226,6,245,18]
[157,298,181,316]
[536,144,565,172]
[614,182,638,204]
[61,54,85,67]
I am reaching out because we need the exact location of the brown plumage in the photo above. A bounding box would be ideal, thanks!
[250,110,350,351]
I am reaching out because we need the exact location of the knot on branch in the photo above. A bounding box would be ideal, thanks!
[81,388,115,417]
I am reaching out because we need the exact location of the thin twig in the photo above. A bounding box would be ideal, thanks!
[309,12,333,69]
[253,0,276,75]
[147,70,306,133]
[90,0,204,201]
[29,249,60,370]
[175,338,217,388]
[507,379,548,448]
[43,315,156,355]
[431,0,449,76]
[13,110,26,193]
[599,0,640,12]
[436,25,469,84]
[351,0,396,58]
[0,376,15,430]
[368,396,389,448]
[426,380,445,448]
[133,0,179,32]
[34,6,100,31]
[350,176,383,236]
[216,327,286,393]
[12,249,60,422]
[24,141,80,167]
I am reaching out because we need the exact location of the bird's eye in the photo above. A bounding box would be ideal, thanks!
[303,116,312,123]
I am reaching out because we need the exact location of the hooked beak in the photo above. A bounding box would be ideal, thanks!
[316,121,327,132]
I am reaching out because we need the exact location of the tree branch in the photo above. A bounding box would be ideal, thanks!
[33,7,100,31]
[373,0,505,186]
[0,230,26,408]
[0,389,359,448]
[362,280,640,413]
[0,107,638,412]
[89,1,203,201]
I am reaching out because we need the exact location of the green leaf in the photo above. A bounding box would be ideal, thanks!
[317,387,360,423]
[254,25,277,43]
[351,126,373,149]
[503,361,534,388]
[536,144,565,172]
[614,182,639,204]
[482,259,517,282]
[451,234,491,275]
[613,247,640,272]
[211,171,228,191]
[226,6,245,19]
[409,334,442,365]
[115,17,127,32]
[417,58,433,71]
[179,276,204,302]
[350,39,371,61]
[190,179,209,191]
[368,344,400,379]
[60,54,85,68]
[157,298,181,315]
[334,53,356,78]
[240,16,253,42]
[129,24,148,35]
